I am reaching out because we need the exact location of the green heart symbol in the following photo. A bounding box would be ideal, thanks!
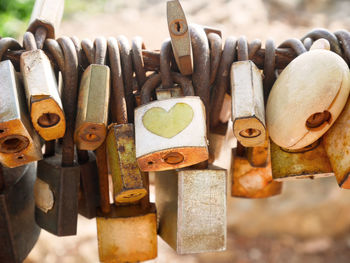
[142,103,194,138]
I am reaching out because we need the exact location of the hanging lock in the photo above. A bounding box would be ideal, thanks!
[75,38,110,151]
[20,32,66,141]
[0,38,42,168]
[267,39,350,150]
[34,37,80,236]
[0,163,41,263]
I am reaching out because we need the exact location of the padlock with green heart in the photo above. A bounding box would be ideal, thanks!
[134,73,209,171]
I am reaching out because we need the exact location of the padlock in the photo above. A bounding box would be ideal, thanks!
[75,37,110,151]
[231,37,266,147]
[231,144,282,198]
[135,72,208,171]
[96,143,157,263]
[20,32,66,141]
[0,39,42,168]
[270,140,334,181]
[0,163,41,263]
[246,136,269,167]
[78,150,99,219]
[106,37,147,204]
[34,37,80,236]
[155,165,226,254]
[267,39,350,150]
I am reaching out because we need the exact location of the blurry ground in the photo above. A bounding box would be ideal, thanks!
[25,0,350,262]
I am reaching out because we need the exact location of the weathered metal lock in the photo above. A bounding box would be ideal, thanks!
[267,39,350,150]
[34,37,80,236]
[0,163,41,263]
[20,32,66,141]
[231,36,266,147]
[231,143,282,198]
[135,73,208,171]
[75,37,110,151]
[155,166,226,254]
[0,39,42,168]
[106,37,147,204]
[96,143,157,263]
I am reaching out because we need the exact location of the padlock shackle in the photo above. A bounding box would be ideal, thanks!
[0,38,22,62]
[334,30,350,64]
[58,37,79,166]
[132,36,147,90]
[263,39,276,101]
[248,39,262,60]
[23,32,38,51]
[34,26,48,50]
[81,39,95,65]
[96,142,111,214]
[160,39,174,90]
[94,37,107,65]
[140,72,194,105]
[301,28,342,55]
[45,38,65,72]
[210,37,236,128]
[278,38,306,56]
[237,36,249,61]
[108,37,128,124]
[207,32,222,85]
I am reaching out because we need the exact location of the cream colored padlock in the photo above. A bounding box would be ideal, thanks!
[267,39,350,150]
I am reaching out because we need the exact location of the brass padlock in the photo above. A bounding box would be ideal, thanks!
[0,39,42,168]
[106,38,147,204]
[0,163,41,263]
[34,37,80,236]
[155,166,226,254]
[231,37,266,147]
[267,39,350,150]
[75,37,110,151]
[20,32,66,141]
[231,143,282,198]
[96,144,157,263]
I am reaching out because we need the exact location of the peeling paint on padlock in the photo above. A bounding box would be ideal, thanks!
[34,178,54,213]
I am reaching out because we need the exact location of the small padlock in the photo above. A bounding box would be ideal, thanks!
[34,37,80,236]
[135,73,208,171]
[106,37,147,204]
[231,37,266,147]
[96,144,157,263]
[231,143,282,198]
[0,39,42,168]
[0,163,41,263]
[20,32,66,141]
[75,37,110,151]
[267,39,350,150]
[270,140,334,181]
[155,166,226,254]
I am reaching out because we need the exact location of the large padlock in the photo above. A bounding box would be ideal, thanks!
[20,32,66,141]
[135,73,208,171]
[75,37,110,151]
[106,37,147,204]
[267,39,350,150]
[231,36,266,147]
[0,163,41,263]
[155,166,226,254]
[96,144,157,263]
[0,38,42,168]
[231,143,282,198]
[34,37,80,236]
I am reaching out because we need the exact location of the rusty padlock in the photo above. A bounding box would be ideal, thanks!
[0,163,41,263]
[75,37,110,151]
[20,32,66,141]
[0,38,42,168]
[34,37,80,236]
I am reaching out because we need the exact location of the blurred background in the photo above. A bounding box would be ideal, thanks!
[2,0,350,262]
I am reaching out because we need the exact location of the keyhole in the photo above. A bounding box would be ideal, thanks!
[38,113,60,128]
[239,128,261,138]
[170,19,188,36]
[306,110,331,129]
[175,21,181,32]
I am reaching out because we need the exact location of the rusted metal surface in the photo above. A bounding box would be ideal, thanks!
[132,36,147,89]
[95,142,110,215]
[208,32,222,85]
[160,39,174,89]
[301,28,342,55]
[263,39,276,101]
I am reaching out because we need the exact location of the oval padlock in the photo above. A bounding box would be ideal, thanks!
[267,39,350,150]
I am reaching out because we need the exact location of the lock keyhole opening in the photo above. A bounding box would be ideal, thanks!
[175,21,181,32]
[306,110,331,129]
[239,128,261,138]
[163,152,184,165]
[0,135,29,153]
[38,113,60,128]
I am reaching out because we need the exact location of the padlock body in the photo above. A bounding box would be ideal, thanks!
[35,155,80,236]
[0,163,41,262]
[0,60,42,168]
[246,138,269,167]
[96,204,157,263]
[231,149,282,198]
[107,124,147,204]
[135,96,208,171]
[231,60,265,147]
[271,140,333,181]
[75,64,110,151]
[21,49,66,141]
[155,166,226,254]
